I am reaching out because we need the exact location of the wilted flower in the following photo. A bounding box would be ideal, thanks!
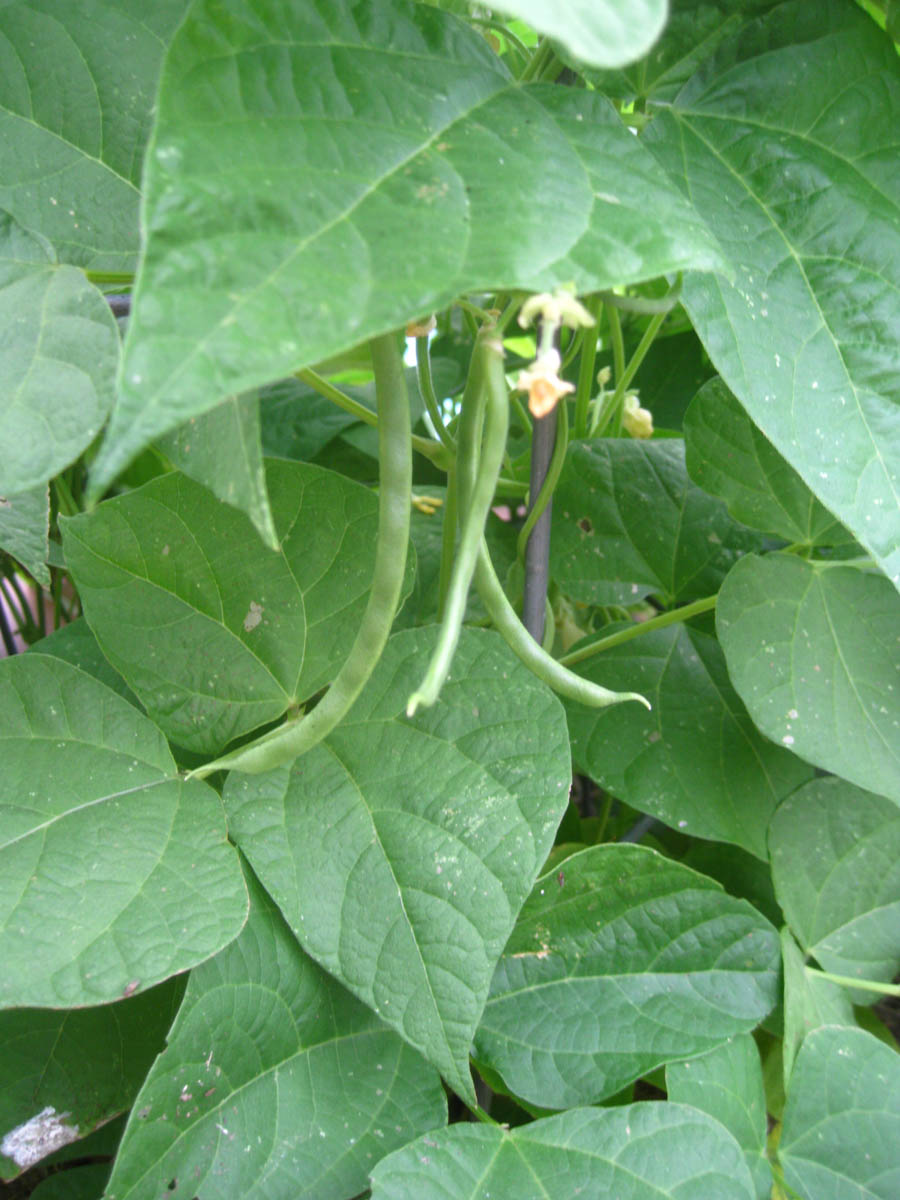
[518,290,594,331]
[516,349,575,418]
[622,393,654,438]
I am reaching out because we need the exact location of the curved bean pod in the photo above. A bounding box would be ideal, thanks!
[406,329,507,715]
[189,332,412,778]
[473,538,651,711]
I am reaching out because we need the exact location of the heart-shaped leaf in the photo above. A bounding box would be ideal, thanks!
[716,554,900,802]
[551,439,763,606]
[667,1036,772,1200]
[644,0,900,586]
[0,0,190,270]
[0,979,184,1179]
[780,1026,900,1200]
[770,779,900,990]
[0,484,49,588]
[685,378,848,546]
[63,461,411,754]
[474,845,779,1108]
[90,0,726,491]
[0,654,247,1008]
[370,1103,756,1199]
[563,624,813,858]
[0,213,119,494]
[104,867,446,1200]
[224,627,572,1104]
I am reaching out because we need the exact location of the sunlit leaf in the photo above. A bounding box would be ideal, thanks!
[644,0,900,586]
[485,0,668,69]
[90,0,726,491]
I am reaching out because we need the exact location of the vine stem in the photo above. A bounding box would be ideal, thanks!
[189,332,412,778]
[560,594,718,668]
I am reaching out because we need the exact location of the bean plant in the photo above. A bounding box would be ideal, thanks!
[1,1,898,1198]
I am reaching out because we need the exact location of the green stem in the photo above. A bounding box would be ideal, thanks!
[474,540,650,710]
[438,468,458,622]
[53,475,79,518]
[85,272,134,286]
[517,398,568,562]
[407,329,508,715]
[296,366,449,470]
[509,389,533,440]
[594,791,614,842]
[614,308,668,402]
[190,333,412,777]
[560,594,718,667]
[416,336,456,452]
[806,969,900,997]
[574,297,603,438]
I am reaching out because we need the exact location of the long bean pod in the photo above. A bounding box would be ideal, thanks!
[473,538,650,711]
[189,332,412,777]
[406,329,507,715]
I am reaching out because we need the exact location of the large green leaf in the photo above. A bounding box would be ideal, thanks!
[0,654,247,1008]
[551,439,763,606]
[105,867,446,1200]
[0,979,184,1179]
[780,1026,900,1200]
[370,1103,756,1199]
[157,392,277,550]
[486,1,668,69]
[89,0,726,492]
[644,0,900,586]
[716,554,900,802]
[780,927,854,1089]
[770,779,900,990]
[62,461,411,754]
[564,624,813,858]
[0,212,119,494]
[586,0,782,103]
[666,1036,772,1200]
[0,484,49,586]
[685,378,847,546]
[474,845,779,1108]
[224,627,572,1105]
[0,0,189,270]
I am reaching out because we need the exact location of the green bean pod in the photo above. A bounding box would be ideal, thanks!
[189,332,412,778]
[474,539,651,711]
[406,329,507,715]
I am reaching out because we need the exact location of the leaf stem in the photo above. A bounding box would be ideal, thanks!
[416,335,456,452]
[517,398,568,563]
[296,366,450,470]
[574,296,603,437]
[560,594,718,667]
[805,969,900,997]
